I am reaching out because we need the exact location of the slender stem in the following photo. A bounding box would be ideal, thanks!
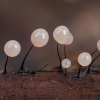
[20,45,33,70]
[91,49,98,55]
[3,56,8,74]
[64,45,66,59]
[87,53,100,73]
[64,45,67,76]
[86,49,98,73]
[38,63,49,71]
[77,65,81,78]
[64,68,67,76]
[57,43,61,68]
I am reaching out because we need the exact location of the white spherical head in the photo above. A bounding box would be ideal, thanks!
[4,40,21,57]
[64,32,73,45]
[31,29,49,47]
[53,26,70,44]
[78,52,92,66]
[97,40,100,51]
[62,59,71,68]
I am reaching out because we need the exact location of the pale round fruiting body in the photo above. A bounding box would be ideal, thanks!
[97,40,100,51]
[78,52,92,66]
[64,32,73,45]
[62,59,71,68]
[31,29,49,47]
[4,40,21,57]
[53,26,70,44]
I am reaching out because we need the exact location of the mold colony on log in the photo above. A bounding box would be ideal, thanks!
[2,26,100,79]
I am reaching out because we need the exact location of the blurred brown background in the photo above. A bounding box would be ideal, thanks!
[0,0,100,72]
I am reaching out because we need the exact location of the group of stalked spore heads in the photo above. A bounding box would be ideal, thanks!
[3,29,49,74]
[2,26,100,78]
[77,40,100,78]
[53,26,100,78]
[53,26,73,75]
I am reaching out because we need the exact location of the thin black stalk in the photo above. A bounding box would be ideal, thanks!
[86,49,98,73]
[64,68,67,76]
[57,43,62,68]
[77,65,81,78]
[2,56,8,74]
[91,49,98,55]
[29,63,60,74]
[64,45,66,59]
[20,45,33,70]
[64,45,67,76]
[38,63,49,71]
[87,53,100,73]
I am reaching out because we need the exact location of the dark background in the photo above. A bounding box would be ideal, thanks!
[0,0,100,72]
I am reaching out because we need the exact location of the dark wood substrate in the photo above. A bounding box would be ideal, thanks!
[0,72,100,100]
